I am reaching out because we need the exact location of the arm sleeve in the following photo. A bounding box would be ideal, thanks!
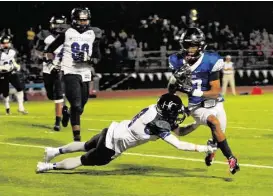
[92,39,101,59]
[45,33,65,53]
[163,134,209,152]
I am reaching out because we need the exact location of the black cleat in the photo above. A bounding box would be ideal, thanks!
[61,106,70,127]
[53,125,61,131]
[228,156,240,175]
[205,139,217,166]
[6,108,10,115]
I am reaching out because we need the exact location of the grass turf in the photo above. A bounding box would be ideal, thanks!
[0,93,272,196]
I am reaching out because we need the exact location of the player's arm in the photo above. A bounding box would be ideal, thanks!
[45,33,65,54]
[172,123,197,136]
[162,133,214,153]
[154,120,215,153]
[10,50,21,71]
[202,72,221,99]
[91,27,102,60]
[167,54,183,94]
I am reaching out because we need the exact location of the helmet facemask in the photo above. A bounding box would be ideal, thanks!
[1,37,11,50]
[71,9,91,32]
[180,28,206,65]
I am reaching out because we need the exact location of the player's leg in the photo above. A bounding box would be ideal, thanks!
[44,72,59,129]
[64,74,82,141]
[205,105,239,174]
[80,81,90,115]
[1,74,10,114]
[191,107,220,165]
[44,132,101,162]
[37,129,108,173]
[221,74,228,96]
[80,128,115,166]
[229,75,236,95]
[52,70,65,131]
[9,73,27,114]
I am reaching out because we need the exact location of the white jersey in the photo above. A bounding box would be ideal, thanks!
[60,28,95,82]
[104,104,213,159]
[43,35,63,74]
[223,62,234,75]
[0,49,16,73]
[105,104,170,158]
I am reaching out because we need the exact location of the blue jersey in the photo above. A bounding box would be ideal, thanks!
[169,52,224,104]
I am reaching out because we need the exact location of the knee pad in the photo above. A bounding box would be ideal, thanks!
[80,154,96,166]
[70,106,82,126]
[70,105,83,114]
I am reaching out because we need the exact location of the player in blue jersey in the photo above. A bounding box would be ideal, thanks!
[168,28,240,174]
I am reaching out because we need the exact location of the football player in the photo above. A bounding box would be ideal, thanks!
[0,35,28,115]
[42,15,67,131]
[45,8,102,141]
[36,93,217,173]
[168,28,240,174]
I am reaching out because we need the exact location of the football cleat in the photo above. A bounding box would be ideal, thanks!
[61,106,70,127]
[53,125,61,131]
[6,108,10,115]
[228,156,240,174]
[18,110,28,115]
[36,162,52,173]
[44,147,58,162]
[205,139,217,166]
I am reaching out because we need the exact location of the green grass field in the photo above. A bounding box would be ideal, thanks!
[0,93,272,196]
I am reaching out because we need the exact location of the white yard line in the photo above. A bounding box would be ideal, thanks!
[0,141,272,169]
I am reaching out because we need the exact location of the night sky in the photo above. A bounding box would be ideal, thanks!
[1,1,272,39]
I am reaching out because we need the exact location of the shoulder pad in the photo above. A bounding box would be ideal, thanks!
[90,27,102,38]
[56,24,71,34]
[169,53,184,70]
[204,52,223,72]
[154,120,171,132]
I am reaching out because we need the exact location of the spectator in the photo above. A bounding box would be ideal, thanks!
[222,55,236,96]
[25,27,36,63]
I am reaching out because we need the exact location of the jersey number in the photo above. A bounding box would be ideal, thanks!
[128,107,149,128]
[71,42,89,61]
[192,79,202,90]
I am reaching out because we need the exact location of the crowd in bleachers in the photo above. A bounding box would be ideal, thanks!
[1,11,273,78]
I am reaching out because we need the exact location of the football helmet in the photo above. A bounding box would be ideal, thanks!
[0,35,12,50]
[71,7,91,32]
[49,15,67,34]
[179,27,206,64]
[156,93,186,125]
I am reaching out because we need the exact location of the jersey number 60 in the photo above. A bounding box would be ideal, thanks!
[71,42,89,61]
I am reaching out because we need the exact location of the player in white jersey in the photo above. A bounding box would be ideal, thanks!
[36,93,217,173]
[0,35,28,115]
[45,8,101,141]
[42,15,67,131]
